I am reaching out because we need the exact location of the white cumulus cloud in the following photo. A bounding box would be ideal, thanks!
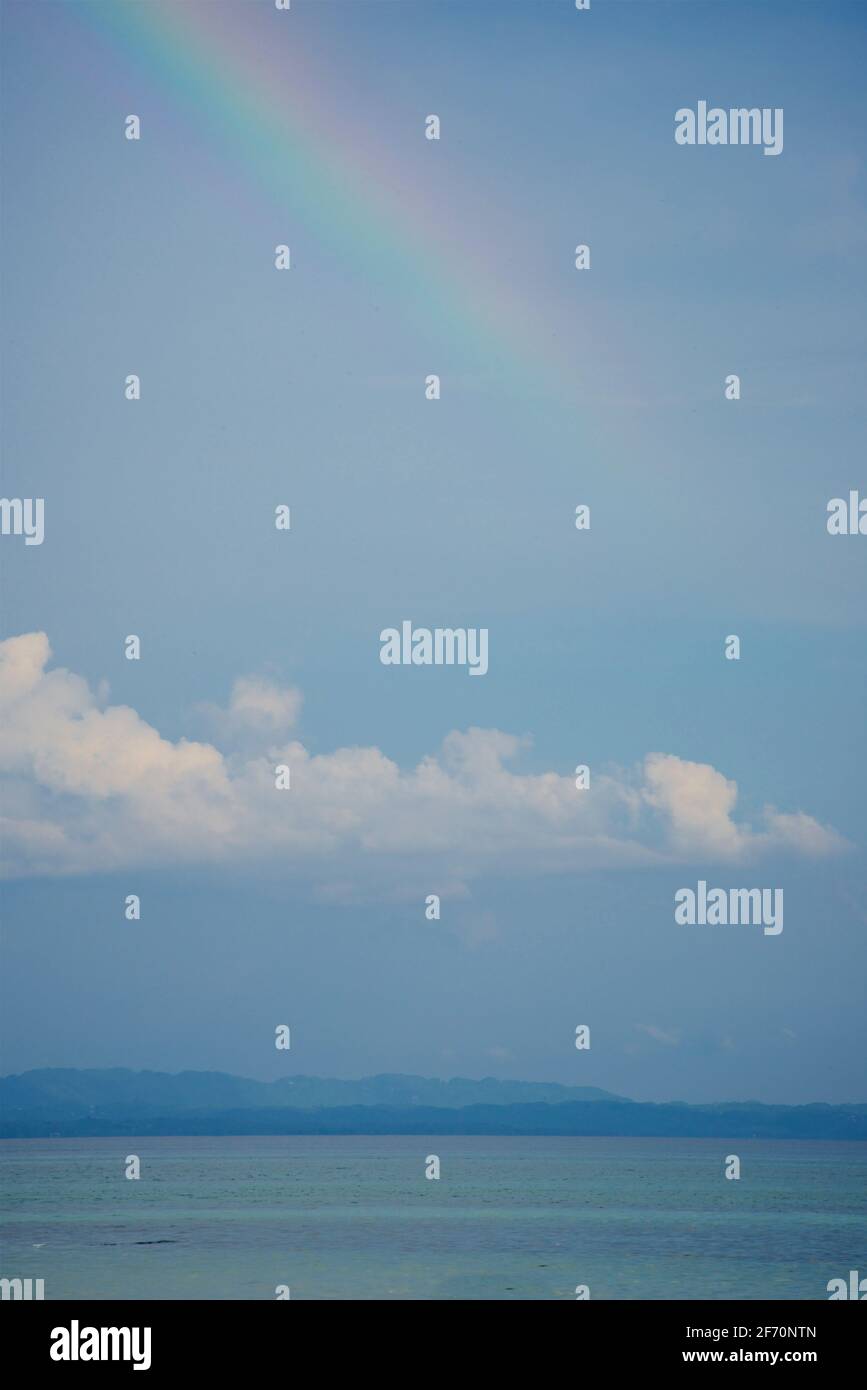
[0,634,849,891]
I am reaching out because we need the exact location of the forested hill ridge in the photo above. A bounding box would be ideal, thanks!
[0,1069,865,1139]
[0,1068,621,1118]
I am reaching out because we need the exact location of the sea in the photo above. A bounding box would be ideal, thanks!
[1,1135,865,1300]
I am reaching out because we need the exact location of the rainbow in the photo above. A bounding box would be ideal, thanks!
[77,0,590,399]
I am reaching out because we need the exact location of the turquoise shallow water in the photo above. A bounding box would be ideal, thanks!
[1,1135,865,1300]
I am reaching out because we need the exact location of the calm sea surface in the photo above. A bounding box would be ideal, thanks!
[1,1135,865,1300]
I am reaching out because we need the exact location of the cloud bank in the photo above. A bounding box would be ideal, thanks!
[0,634,848,889]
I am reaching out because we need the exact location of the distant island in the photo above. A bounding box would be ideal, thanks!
[1,1069,864,1140]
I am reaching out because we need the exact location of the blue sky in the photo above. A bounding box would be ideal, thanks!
[1,0,865,1103]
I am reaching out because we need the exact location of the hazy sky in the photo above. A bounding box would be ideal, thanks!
[1,0,865,1104]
